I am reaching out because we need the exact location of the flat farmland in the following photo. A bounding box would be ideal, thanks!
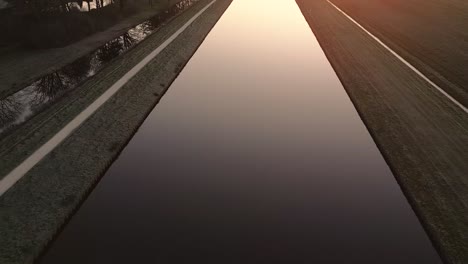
[330,0,468,106]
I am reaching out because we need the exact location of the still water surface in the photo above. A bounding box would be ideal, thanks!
[41,0,441,263]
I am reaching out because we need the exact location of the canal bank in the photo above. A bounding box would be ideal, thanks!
[40,0,440,263]
[0,0,232,263]
[296,0,468,262]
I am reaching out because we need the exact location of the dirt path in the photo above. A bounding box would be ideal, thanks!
[296,0,468,263]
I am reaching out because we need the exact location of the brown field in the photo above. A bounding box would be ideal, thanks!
[330,0,468,106]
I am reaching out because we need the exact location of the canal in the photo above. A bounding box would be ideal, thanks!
[40,0,441,263]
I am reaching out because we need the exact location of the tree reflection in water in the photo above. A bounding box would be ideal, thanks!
[0,0,199,135]
[0,97,22,128]
[97,33,135,63]
[33,73,68,104]
[63,55,93,79]
[32,55,93,106]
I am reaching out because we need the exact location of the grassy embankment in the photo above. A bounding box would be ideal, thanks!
[296,0,468,263]
[330,0,468,106]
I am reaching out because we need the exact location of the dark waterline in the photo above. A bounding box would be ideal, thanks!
[0,0,198,135]
[40,0,441,263]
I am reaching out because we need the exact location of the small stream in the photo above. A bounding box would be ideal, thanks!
[0,0,198,135]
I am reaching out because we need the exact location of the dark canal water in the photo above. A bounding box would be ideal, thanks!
[40,0,441,263]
